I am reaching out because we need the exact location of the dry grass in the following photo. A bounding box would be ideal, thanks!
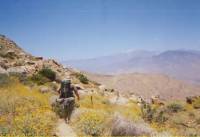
[0,79,57,136]
[71,94,146,136]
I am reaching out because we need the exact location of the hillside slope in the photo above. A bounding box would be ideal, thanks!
[0,35,77,81]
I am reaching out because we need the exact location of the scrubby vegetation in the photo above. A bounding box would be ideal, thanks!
[70,94,152,136]
[167,102,184,113]
[74,110,107,136]
[0,74,10,86]
[31,68,56,85]
[0,77,57,136]
[140,101,200,136]
[75,73,89,84]
[1,74,200,136]
[193,97,200,109]
[38,68,56,81]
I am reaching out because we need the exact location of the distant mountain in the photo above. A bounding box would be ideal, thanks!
[63,50,200,84]
[63,50,157,74]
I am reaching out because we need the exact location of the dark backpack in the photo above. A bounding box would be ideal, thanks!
[60,80,74,98]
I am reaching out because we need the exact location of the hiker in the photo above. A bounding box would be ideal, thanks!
[57,79,80,123]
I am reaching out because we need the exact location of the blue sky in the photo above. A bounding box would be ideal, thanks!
[0,0,200,60]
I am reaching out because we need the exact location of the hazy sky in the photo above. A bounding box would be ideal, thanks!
[1,0,200,60]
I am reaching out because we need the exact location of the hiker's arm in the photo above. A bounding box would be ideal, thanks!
[57,87,61,94]
[74,87,80,100]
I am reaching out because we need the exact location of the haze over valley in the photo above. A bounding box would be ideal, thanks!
[64,49,200,85]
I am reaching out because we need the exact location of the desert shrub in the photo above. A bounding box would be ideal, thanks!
[141,103,156,122]
[0,126,10,136]
[154,109,168,124]
[193,98,200,109]
[111,115,153,136]
[31,73,49,85]
[75,73,89,84]
[0,81,57,136]
[167,102,184,113]
[38,68,56,81]
[0,73,9,86]
[101,99,111,105]
[75,110,107,136]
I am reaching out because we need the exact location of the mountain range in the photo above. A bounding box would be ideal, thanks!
[63,50,200,85]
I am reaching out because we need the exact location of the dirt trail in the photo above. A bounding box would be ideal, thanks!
[56,119,77,137]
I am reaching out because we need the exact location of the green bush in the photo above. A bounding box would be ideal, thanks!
[141,103,156,122]
[30,68,56,85]
[38,68,56,81]
[76,73,89,84]
[0,126,10,136]
[154,109,168,124]
[167,103,184,113]
[31,74,49,85]
[0,74,9,86]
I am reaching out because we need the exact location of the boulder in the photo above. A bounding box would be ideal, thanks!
[111,114,154,136]
[129,94,140,103]
[151,95,165,106]
[0,66,7,74]
[5,50,17,59]
[25,60,35,65]
[99,85,106,91]
[186,96,200,104]
[109,96,128,105]
[77,89,88,96]
[7,66,27,74]
[39,86,50,93]
[35,56,43,60]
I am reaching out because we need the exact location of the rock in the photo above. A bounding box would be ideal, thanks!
[25,61,35,65]
[129,94,140,102]
[7,66,27,74]
[39,86,50,93]
[109,96,129,105]
[151,95,165,106]
[52,59,61,66]
[77,89,88,96]
[5,50,17,59]
[186,96,200,105]
[0,66,7,74]
[52,81,57,84]
[35,56,43,60]
[99,85,106,91]
[18,52,26,57]
[111,114,154,136]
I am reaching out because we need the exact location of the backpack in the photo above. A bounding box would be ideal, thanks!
[60,80,74,98]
